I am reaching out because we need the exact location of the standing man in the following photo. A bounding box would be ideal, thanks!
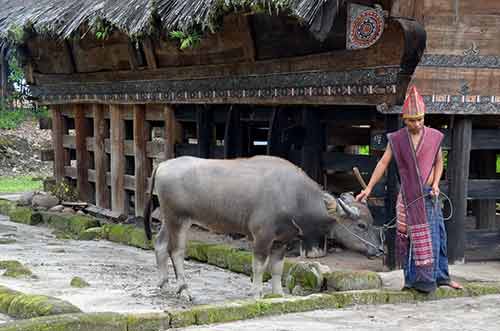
[355,86,462,293]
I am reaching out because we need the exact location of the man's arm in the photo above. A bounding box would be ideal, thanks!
[355,144,393,201]
[431,148,444,196]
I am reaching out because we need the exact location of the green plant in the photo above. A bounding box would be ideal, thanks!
[359,145,370,155]
[93,19,112,40]
[49,180,78,202]
[169,30,202,50]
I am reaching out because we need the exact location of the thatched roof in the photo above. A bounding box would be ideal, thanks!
[0,0,341,46]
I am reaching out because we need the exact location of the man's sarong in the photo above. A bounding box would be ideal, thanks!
[388,126,443,285]
[403,186,450,287]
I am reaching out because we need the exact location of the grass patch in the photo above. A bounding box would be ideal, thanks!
[0,176,42,193]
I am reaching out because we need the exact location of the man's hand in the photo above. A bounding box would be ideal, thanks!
[355,188,371,202]
[431,184,440,197]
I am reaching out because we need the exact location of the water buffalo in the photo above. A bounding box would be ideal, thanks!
[144,156,382,299]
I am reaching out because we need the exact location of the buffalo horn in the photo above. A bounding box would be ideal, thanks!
[337,197,360,220]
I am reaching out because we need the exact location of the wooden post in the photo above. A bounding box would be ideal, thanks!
[93,104,110,209]
[197,106,212,158]
[134,104,150,216]
[110,105,126,215]
[301,108,322,183]
[52,105,65,183]
[471,150,497,229]
[224,107,242,159]
[164,105,176,160]
[0,45,7,104]
[447,116,472,263]
[384,114,401,270]
[75,105,91,201]
[267,107,288,158]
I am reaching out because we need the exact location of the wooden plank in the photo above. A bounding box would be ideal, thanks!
[110,104,126,215]
[197,107,213,158]
[384,114,401,269]
[446,116,472,263]
[471,150,497,229]
[238,15,256,62]
[75,104,92,201]
[142,38,158,70]
[52,106,65,182]
[40,149,54,161]
[39,117,52,130]
[62,135,76,149]
[465,229,500,261]
[127,41,139,71]
[224,107,242,159]
[134,104,148,216]
[164,105,176,160]
[64,166,77,179]
[301,108,322,182]
[93,104,110,209]
[267,107,288,158]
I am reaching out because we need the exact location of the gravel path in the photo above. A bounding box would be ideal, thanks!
[177,294,500,331]
[0,216,266,314]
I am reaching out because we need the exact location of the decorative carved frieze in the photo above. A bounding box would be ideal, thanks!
[381,95,500,115]
[420,54,500,69]
[32,67,400,104]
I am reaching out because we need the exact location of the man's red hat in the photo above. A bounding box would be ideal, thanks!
[402,86,425,119]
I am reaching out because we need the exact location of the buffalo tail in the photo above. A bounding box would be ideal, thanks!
[143,166,158,240]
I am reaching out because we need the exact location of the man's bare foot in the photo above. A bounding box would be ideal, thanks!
[438,280,463,290]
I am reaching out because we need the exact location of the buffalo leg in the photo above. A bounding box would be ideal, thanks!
[268,244,286,295]
[251,238,272,298]
[168,221,192,299]
[155,222,169,289]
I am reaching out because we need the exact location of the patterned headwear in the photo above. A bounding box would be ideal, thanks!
[402,86,425,119]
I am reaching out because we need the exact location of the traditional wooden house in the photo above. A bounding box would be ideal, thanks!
[0,0,498,265]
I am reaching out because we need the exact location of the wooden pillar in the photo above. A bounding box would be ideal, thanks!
[134,104,150,216]
[471,150,497,229]
[197,106,212,158]
[384,114,401,269]
[224,107,242,159]
[164,105,176,160]
[52,105,66,183]
[75,105,91,201]
[447,116,472,263]
[0,45,7,104]
[301,108,322,183]
[110,105,126,215]
[93,104,110,209]
[267,107,288,158]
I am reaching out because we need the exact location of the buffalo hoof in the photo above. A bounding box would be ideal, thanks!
[157,278,169,290]
[176,284,193,301]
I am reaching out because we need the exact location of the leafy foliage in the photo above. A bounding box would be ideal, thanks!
[169,30,202,50]
[49,179,79,202]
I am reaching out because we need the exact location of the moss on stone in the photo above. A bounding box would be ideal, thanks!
[186,241,213,262]
[3,291,80,319]
[286,262,324,294]
[0,285,20,314]
[78,227,103,241]
[8,207,33,225]
[0,260,33,278]
[169,309,197,328]
[0,200,14,216]
[0,238,16,244]
[101,224,153,250]
[127,227,153,250]
[206,244,235,269]
[67,215,100,235]
[0,312,127,331]
[126,313,171,331]
[192,301,261,325]
[226,249,253,275]
[324,270,383,292]
[70,276,90,288]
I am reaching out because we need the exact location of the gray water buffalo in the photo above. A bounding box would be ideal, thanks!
[144,156,382,299]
